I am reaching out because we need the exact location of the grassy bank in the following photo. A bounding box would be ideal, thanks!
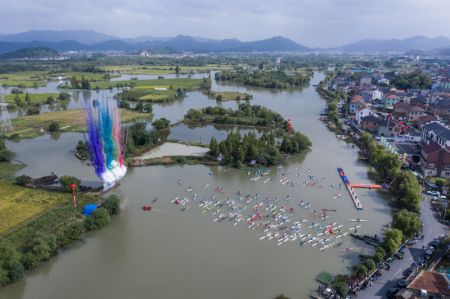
[0,162,24,180]
[4,93,60,105]
[0,181,121,287]
[0,181,72,234]
[9,109,149,139]
[0,72,47,87]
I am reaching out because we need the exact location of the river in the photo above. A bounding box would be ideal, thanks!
[1,72,392,299]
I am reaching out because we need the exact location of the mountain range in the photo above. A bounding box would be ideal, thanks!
[0,30,449,54]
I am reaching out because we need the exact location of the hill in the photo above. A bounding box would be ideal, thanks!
[0,47,59,59]
[0,29,119,44]
[338,35,450,52]
[0,34,309,53]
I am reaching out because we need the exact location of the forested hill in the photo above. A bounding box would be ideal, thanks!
[0,47,59,59]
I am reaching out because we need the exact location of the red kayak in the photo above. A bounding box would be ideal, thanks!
[142,205,152,211]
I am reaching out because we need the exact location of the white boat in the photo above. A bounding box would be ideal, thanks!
[349,219,368,222]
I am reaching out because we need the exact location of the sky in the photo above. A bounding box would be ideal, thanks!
[1,0,449,47]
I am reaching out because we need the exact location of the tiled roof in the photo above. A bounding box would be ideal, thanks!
[407,271,450,296]
[422,142,442,155]
[361,115,379,123]
[423,122,450,141]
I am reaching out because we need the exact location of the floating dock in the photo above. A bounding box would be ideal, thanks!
[337,168,363,210]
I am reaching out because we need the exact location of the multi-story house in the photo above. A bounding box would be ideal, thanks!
[420,121,450,177]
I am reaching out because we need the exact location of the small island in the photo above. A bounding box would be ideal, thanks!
[184,103,287,128]
[215,68,311,88]
[207,91,252,101]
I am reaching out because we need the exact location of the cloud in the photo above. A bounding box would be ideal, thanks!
[0,0,449,47]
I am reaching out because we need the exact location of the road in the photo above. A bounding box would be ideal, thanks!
[354,197,448,298]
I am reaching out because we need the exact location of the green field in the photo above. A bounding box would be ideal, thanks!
[5,93,60,105]
[99,64,231,75]
[0,181,71,235]
[51,71,120,81]
[94,77,208,89]
[0,72,47,87]
[10,109,149,139]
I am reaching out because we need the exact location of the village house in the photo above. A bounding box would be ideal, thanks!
[349,95,365,114]
[405,270,450,299]
[355,107,374,124]
[360,114,379,133]
[360,76,372,86]
[420,121,450,177]
[372,89,383,100]
[431,99,450,121]
[384,94,399,108]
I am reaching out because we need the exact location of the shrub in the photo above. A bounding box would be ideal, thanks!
[102,195,121,215]
[15,175,32,186]
[152,118,171,130]
[26,107,40,115]
[84,208,110,231]
[0,239,24,284]
[48,121,60,132]
[56,222,85,247]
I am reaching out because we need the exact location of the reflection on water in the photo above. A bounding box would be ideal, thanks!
[0,73,392,299]
[169,123,266,143]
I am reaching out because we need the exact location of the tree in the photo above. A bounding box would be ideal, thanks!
[135,102,144,112]
[383,228,403,256]
[373,252,384,264]
[58,92,70,101]
[76,141,89,160]
[46,96,56,104]
[435,178,445,192]
[392,209,421,239]
[332,274,349,297]
[175,65,180,74]
[59,175,81,193]
[24,92,32,105]
[363,259,376,272]
[26,107,40,115]
[216,94,223,101]
[0,139,14,162]
[152,118,171,130]
[48,121,60,132]
[14,94,23,107]
[144,103,152,114]
[70,75,78,89]
[390,171,421,212]
[209,137,219,157]
[102,194,121,215]
[84,208,110,231]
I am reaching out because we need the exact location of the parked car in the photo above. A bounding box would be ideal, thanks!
[387,287,400,298]
[426,190,440,197]
[403,266,415,278]
[429,240,440,248]
[397,279,408,288]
